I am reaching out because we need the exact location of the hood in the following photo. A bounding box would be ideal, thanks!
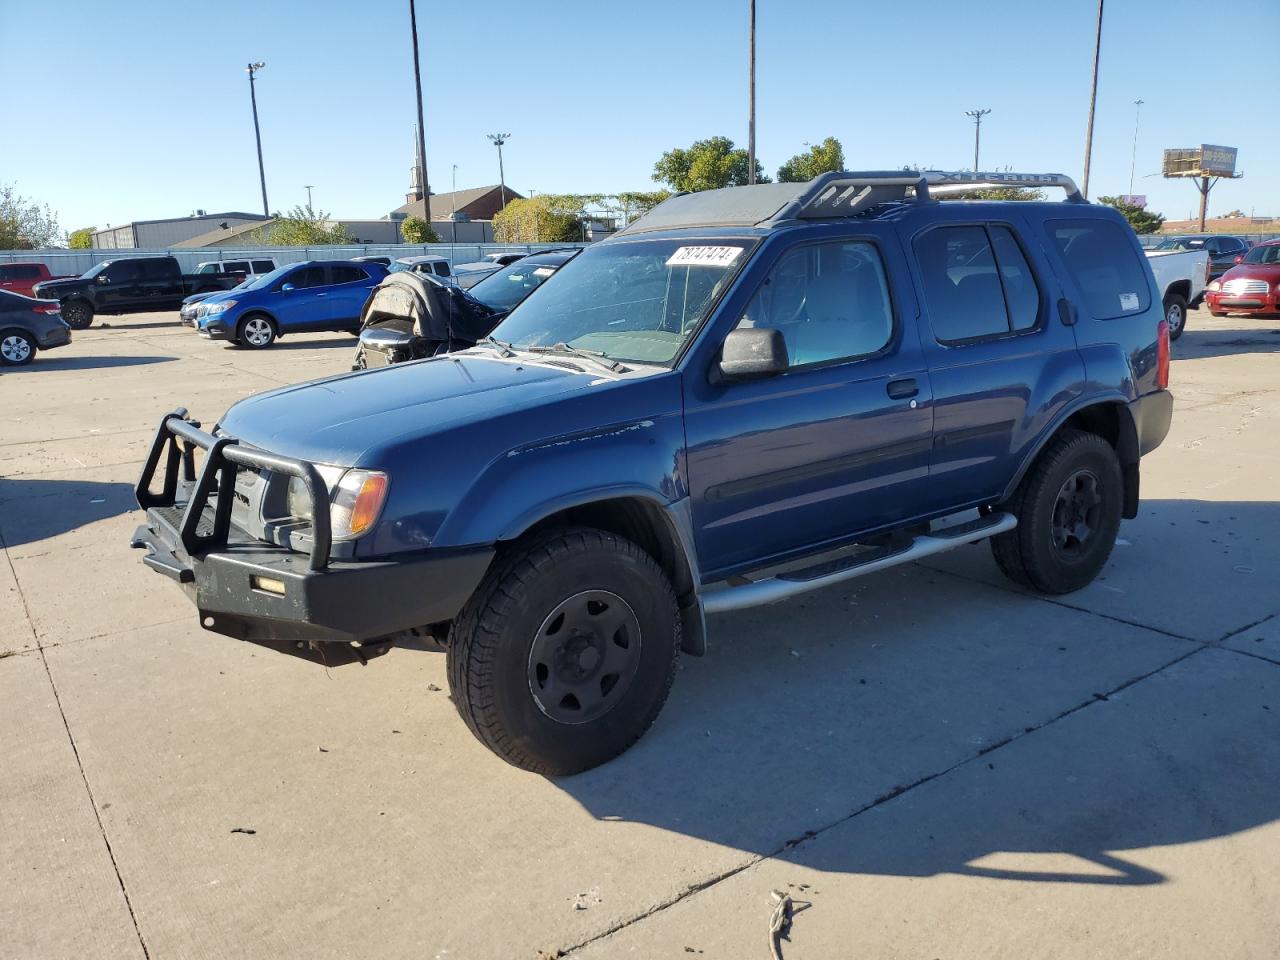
[186,289,233,306]
[217,352,608,465]
[1219,262,1280,284]
[34,277,84,292]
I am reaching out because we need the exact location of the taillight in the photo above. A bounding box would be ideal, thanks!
[33,303,61,315]
[1156,319,1170,389]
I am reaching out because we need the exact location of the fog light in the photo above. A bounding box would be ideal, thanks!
[251,575,286,596]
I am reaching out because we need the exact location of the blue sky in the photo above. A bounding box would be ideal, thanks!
[2,0,1276,232]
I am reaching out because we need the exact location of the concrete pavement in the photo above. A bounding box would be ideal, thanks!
[1,308,1277,959]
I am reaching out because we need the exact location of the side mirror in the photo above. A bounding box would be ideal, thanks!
[280,282,296,293]
[714,327,789,382]
[96,274,111,285]
[1234,255,1243,264]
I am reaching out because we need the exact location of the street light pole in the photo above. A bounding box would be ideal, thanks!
[408,0,431,223]
[747,0,756,185]
[964,108,991,171]
[487,134,510,210]
[304,184,314,211]
[1081,0,1105,200]
[1128,98,1144,196]
[246,61,269,216]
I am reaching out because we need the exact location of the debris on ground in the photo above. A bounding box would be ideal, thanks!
[571,886,602,911]
[769,889,793,960]
[427,683,442,692]
[229,827,256,835]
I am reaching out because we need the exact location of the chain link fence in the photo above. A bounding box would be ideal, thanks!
[0,243,588,276]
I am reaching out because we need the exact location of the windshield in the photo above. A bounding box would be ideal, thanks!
[82,261,111,278]
[467,258,566,312]
[1242,245,1280,265]
[241,263,295,291]
[489,239,753,365]
[1155,237,1203,251]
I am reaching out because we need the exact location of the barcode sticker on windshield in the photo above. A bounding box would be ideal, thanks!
[1119,292,1140,311]
[666,246,743,268]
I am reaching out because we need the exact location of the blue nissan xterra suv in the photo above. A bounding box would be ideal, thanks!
[131,171,1173,774]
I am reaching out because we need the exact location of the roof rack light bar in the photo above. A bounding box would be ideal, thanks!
[921,171,1083,202]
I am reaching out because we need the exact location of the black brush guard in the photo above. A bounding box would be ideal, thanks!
[135,408,331,570]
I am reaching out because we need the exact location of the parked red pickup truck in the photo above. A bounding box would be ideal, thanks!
[0,262,73,298]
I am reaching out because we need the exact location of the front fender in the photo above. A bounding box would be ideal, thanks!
[432,411,688,546]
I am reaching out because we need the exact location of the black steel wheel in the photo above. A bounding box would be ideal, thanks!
[448,527,680,775]
[991,428,1123,594]
[62,299,94,329]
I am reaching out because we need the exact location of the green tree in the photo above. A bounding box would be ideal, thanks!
[68,227,94,249]
[254,205,353,246]
[777,137,845,182]
[613,190,671,224]
[0,183,62,249]
[652,136,769,192]
[938,187,1046,201]
[494,195,594,243]
[1099,196,1166,234]
[400,215,441,244]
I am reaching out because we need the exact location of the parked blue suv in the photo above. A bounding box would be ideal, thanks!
[195,260,388,348]
[132,171,1173,774]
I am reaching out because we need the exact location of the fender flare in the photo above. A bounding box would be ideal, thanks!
[1000,393,1139,507]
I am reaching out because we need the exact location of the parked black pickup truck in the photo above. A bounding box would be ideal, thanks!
[32,256,242,328]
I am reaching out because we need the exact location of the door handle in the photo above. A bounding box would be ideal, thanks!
[887,378,918,400]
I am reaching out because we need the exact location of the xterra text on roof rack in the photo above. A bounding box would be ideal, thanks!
[131,170,1173,774]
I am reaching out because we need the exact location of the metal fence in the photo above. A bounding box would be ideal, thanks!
[0,242,589,276]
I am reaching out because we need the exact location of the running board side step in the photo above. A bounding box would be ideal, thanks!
[701,512,1017,615]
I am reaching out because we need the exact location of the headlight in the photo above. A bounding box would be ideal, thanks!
[1207,280,1221,291]
[287,467,388,540]
[204,300,236,315]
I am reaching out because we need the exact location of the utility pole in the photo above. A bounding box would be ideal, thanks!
[1081,0,1105,199]
[304,185,314,210]
[964,108,991,171]
[487,134,510,210]
[408,0,431,223]
[747,0,756,184]
[1128,99,1144,195]
[246,62,269,216]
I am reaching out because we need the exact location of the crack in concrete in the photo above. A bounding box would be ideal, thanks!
[554,641,1212,958]
[0,525,151,960]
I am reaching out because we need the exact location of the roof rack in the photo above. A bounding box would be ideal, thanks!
[614,169,1084,235]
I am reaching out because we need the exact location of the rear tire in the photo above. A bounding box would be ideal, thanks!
[236,314,276,349]
[62,299,94,329]
[0,330,36,366]
[991,429,1123,595]
[447,527,680,775]
[1164,293,1187,341]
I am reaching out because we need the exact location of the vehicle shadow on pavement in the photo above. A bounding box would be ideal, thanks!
[0,478,136,547]
[550,498,1280,885]
[96,320,185,331]
[4,355,177,373]
[222,339,356,352]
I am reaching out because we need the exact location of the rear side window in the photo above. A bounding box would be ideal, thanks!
[914,225,1042,343]
[1048,218,1150,319]
[251,260,275,272]
[329,265,367,284]
[223,261,249,273]
[433,262,451,277]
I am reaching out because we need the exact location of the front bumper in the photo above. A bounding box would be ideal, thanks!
[130,411,493,660]
[197,317,233,339]
[1205,289,1280,315]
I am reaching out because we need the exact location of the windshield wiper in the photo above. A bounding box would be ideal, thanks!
[477,335,516,358]
[523,342,630,374]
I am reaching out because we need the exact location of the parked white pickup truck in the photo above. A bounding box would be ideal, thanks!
[1145,247,1209,340]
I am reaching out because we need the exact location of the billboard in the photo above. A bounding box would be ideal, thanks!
[1162,145,1238,178]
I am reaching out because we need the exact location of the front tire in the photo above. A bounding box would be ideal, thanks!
[1164,293,1188,341]
[236,314,276,349]
[447,528,680,775]
[0,330,36,366]
[62,299,94,329]
[991,429,1123,595]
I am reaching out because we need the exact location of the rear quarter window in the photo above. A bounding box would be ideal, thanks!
[1048,218,1150,320]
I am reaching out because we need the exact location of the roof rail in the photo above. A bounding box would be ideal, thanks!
[920,171,1084,203]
